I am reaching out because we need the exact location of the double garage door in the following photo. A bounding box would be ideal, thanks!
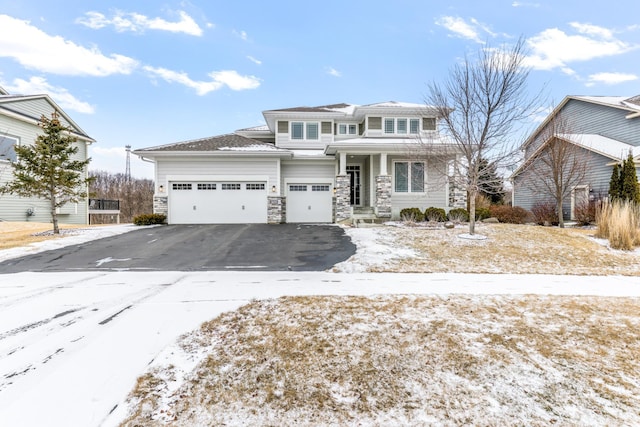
[169,181,267,224]
[168,180,334,224]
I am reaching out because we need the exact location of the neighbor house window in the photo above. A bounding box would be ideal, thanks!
[291,122,319,140]
[394,161,425,193]
[0,135,18,162]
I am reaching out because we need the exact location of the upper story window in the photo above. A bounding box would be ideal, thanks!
[291,122,319,140]
[0,135,18,162]
[338,124,357,135]
[383,118,422,135]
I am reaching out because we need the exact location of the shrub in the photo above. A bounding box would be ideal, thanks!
[531,202,558,226]
[596,201,640,250]
[133,213,167,226]
[573,201,597,226]
[489,205,530,224]
[424,207,446,222]
[475,207,491,221]
[447,208,469,223]
[399,207,424,222]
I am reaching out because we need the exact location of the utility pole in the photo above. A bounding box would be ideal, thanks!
[125,145,131,181]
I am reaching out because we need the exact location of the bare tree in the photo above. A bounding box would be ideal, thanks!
[517,112,589,228]
[89,170,154,223]
[425,37,539,235]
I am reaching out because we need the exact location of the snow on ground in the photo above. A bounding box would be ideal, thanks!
[0,224,639,426]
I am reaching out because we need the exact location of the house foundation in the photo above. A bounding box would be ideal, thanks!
[267,196,286,224]
[375,175,392,217]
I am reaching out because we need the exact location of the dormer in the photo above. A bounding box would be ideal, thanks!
[353,102,439,138]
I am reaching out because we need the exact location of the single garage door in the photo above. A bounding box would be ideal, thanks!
[169,181,267,224]
[286,183,333,223]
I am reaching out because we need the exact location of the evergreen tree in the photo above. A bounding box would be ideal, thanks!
[478,157,505,204]
[620,152,640,204]
[608,163,621,200]
[0,113,92,234]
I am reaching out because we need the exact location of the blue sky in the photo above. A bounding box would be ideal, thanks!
[0,1,638,179]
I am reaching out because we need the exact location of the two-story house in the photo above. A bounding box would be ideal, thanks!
[0,86,95,224]
[134,101,464,224]
[511,95,640,220]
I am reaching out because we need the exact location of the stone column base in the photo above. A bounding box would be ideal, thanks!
[335,175,351,222]
[268,196,286,224]
[375,175,392,218]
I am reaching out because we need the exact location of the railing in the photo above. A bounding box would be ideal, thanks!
[89,199,120,211]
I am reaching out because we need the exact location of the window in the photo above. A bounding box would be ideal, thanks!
[397,118,407,134]
[394,161,425,193]
[423,117,436,131]
[338,124,358,135]
[197,183,216,190]
[289,185,307,191]
[246,183,265,190]
[0,135,18,162]
[410,119,420,134]
[291,122,319,140]
[172,183,192,190]
[384,118,395,134]
[222,183,241,190]
[312,185,330,191]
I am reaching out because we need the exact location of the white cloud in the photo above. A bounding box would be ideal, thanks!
[512,1,540,7]
[144,67,260,95]
[525,23,635,70]
[3,76,94,114]
[326,67,341,77]
[76,10,203,36]
[0,14,138,77]
[586,72,638,86]
[247,56,262,65]
[435,16,487,43]
[233,29,248,40]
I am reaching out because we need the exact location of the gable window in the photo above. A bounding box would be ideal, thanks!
[394,161,425,193]
[0,135,18,162]
[338,124,358,135]
[410,119,420,134]
[384,118,395,134]
[291,122,319,140]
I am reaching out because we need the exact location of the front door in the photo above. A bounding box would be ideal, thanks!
[346,165,361,205]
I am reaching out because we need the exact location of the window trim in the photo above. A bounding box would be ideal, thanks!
[393,160,426,193]
[382,118,428,135]
[337,123,358,135]
[290,121,320,141]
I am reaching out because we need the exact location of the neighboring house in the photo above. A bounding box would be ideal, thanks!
[0,86,96,223]
[511,95,640,219]
[135,101,464,224]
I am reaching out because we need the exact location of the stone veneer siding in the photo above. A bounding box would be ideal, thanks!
[448,178,467,209]
[153,195,168,215]
[267,196,286,224]
[335,175,351,222]
[375,175,392,218]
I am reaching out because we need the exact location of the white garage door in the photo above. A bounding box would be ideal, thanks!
[286,183,333,223]
[169,181,267,224]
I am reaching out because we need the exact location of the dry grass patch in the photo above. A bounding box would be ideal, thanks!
[383,223,640,275]
[122,295,640,426]
[0,221,98,250]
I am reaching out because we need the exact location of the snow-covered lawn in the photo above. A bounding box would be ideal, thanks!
[1,223,640,426]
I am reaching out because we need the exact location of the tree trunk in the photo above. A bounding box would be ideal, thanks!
[557,197,564,228]
[469,189,477,235]
[51,193,59,234]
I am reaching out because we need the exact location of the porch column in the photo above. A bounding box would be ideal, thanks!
[379,152,388,176]
[334,175,351,222]
[339,152,347,175]
[375,175,392,218]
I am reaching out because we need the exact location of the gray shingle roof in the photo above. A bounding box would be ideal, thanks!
[267,103,352,113]
[136,133,285,152]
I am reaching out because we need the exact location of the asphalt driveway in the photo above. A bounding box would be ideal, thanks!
[0,224,356,273]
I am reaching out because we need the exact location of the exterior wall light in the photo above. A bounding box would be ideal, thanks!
[271,185,277,193]
[333,187,337,194]
[159,185,165,193]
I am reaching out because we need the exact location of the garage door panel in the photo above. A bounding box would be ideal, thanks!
[286,183,332,223]
[169,181,267,224]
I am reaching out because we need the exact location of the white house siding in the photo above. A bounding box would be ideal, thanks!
[514,148,615,218]
[156,157,280,189]
[0,115,89,224]
[280,161,335,191]
[387,155,448,219]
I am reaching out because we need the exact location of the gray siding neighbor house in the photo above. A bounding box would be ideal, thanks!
[511,95,640,219]
[135,102,466,225]
[0,86,95,224]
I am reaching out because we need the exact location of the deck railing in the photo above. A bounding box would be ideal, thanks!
[89,199,120,211]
